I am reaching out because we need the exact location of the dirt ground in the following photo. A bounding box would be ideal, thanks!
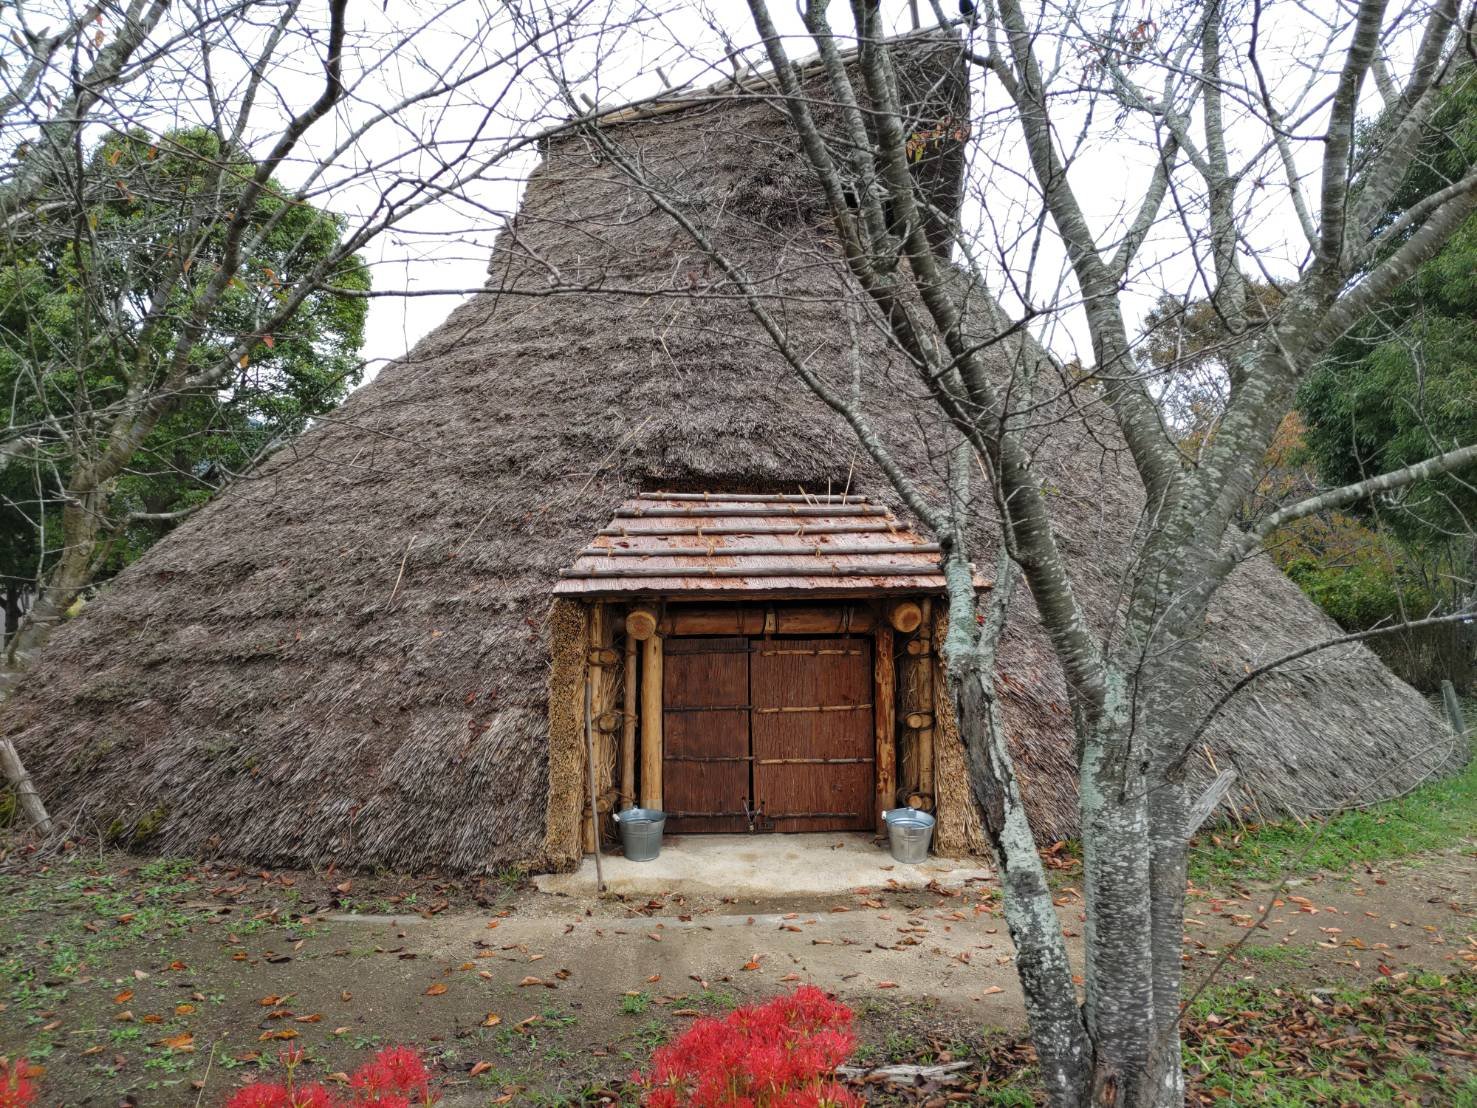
[1,841,1473,1106]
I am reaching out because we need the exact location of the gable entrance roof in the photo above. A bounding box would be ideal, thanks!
[553,493,956,598]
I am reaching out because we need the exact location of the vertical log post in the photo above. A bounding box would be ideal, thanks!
[594,603,623,842]
[620,632,638,809]
[640,633,664,810]
[874,623,896,829]
[916,598,935,798]
[582,603,606,852]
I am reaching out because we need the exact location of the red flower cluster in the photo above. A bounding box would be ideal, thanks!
[223,1046,438,1108]
[634,986,861,1107]
[0,1058,37,1108]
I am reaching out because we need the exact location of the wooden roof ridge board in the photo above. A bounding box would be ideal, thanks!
[635,491,873,504]
[553,494,979,597]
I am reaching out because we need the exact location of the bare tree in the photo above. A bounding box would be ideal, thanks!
[0,0,629,827]
[531,0,1477,1103]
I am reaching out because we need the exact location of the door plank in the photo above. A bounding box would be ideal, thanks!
[662,637,751,833]
[752,637,874,832]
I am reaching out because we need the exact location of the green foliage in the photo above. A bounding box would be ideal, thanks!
[1188,746,1476,886]
[0,126,368,592]
[1299,72,1477,546]
[1276,528,1435,632]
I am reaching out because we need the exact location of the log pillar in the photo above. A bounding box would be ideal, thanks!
[916,598,935,797]
[620,632,638,809]
[640,633,664,810]
[582,602,617,852]
[873,624,896,828]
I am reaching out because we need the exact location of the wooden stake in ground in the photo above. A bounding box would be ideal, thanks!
[1441,679,1469,743]
[0,738,52,833]
[582,664,605,892]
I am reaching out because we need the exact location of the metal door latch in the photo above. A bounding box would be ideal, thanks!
[742,798,774,833]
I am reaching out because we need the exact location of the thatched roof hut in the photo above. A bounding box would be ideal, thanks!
[3,32,1459,875]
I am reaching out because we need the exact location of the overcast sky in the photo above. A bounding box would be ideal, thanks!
[227,0,1408,383]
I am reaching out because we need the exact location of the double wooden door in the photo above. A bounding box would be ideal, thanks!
[662,635,875,833]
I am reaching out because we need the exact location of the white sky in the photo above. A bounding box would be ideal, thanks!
[4,0,1426,382]
[326,0,1406,383]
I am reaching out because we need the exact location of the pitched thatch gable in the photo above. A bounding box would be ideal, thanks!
[3,33,1458,874]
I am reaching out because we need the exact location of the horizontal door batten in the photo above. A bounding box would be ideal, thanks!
[754,703,872,714]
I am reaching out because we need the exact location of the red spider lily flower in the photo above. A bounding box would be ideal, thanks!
[0,1058,37,1108]
[287,1084,338,1108]
[223,1084,292,1108]
[634,986,861,1107]
[350,1047,437,1105]
[225,1046,437,1108]
[372,1046,432,1097]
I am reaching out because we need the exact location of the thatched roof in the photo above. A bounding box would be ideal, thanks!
[3,31,1460,874]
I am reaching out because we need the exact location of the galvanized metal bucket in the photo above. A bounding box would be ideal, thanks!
[882,807,935,864]
[613,807,666,862]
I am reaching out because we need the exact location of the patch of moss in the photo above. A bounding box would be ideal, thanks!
[66,737,115,775]
[130,805,168,843]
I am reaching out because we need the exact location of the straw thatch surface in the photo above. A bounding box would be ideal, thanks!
[3,33,1459,873]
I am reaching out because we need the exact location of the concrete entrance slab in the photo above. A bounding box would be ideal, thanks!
[535,832,993,898]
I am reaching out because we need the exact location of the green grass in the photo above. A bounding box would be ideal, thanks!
[619,991,651,1015]
[1189,752,1476,885]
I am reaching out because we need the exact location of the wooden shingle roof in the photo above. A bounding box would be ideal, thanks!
[553,493,959,598]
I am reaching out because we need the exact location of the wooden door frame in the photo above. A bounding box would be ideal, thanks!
[873,623,895,831]
[622,599,917,834]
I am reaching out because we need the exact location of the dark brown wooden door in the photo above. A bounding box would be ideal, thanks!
[662,637,751,833]
[751,637,875,832]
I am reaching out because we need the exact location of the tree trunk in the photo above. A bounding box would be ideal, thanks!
[955,667,1093,1106]
[1077,688,1158,1106]
[3,583,20,644]
[0,490,108,832]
